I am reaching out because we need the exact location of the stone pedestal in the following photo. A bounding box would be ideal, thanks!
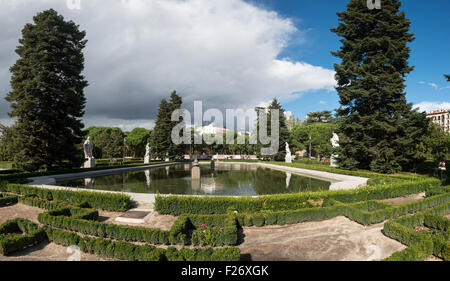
[285,153,292,163]
[84,157,95,168]
[144,156,151,164]
[330,155,338,167]
[191,166,200,179]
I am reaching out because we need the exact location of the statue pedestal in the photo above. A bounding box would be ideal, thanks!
[285,153,292,163]
[144,156,151,164]
[330,155,338,167]
[84,157,95,168]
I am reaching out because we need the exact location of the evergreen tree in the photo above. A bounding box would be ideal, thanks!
[267,99,290,161]
[5,9,87,171]
[152,99,171,160]
[305,111,334,124]
[168,91,185,160]
[331,0,424,173]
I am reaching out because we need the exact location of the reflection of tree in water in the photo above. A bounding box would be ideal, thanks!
[56,164,330,195]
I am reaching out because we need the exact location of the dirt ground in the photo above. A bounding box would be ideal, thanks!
[98,210,177,231]
[380,192,426,205]
[238,216,406,261]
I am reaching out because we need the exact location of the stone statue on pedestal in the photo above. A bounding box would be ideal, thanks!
[83,137,95,168]
[285,142,292,163]
[144,143,151,163]
[330,133,339,167]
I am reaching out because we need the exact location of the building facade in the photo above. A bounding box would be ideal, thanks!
[426,109,450,134]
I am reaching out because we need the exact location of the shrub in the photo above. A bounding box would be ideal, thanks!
[155,178,440,215]
[0,193,18,207]
[45,227,240,261]
[1,183,132,211]
[0,218,46,255]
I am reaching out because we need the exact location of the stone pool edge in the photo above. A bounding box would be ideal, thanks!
[25,162,368,208]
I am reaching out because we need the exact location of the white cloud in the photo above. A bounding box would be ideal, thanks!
[413,102,450,113]
[319,100,326,104]
[0,0,336,129]
[428,82,438,89]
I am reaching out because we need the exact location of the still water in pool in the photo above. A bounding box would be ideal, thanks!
[55,163,331,196]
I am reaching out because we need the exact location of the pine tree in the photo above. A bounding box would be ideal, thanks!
[331,0,425,173]
[267,99,290,161]
[152,99,171,160]
[168,91,185,160]
[5,9,87,171]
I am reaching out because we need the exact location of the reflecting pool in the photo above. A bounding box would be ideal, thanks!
[54,163,331,196]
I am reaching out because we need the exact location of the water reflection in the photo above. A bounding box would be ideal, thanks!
[55,163,331,196]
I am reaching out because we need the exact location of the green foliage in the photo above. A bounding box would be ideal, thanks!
[191,215,238,247]
[155,178,439,215]
[0,219,46,255]
[0,193,18,207]
[125,128,152,158]
[45,227,240,261]
[445,74,450,82]
[85,126,125,158]
[304,111,334,125]
[1,183,132,211]
[290,122,333,157]
[383,203,450,260]
[331,0,428,173]
[5,9,87,171]
[152,91,185,160]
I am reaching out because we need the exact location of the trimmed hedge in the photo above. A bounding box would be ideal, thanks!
[382,203,450,261]
[1,183,132,211]
[38,207,176,245]
[45,227,241,261]
[0,218,47,255]
[155,178,440,215]
[191,214,238,247]
[0,193,18,207]
[38,206,239,246]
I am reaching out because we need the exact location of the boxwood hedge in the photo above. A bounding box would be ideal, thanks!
[45,227,241,261]
[0,193,18,207]
[155,178,440,215]
[0,183,132,211]
[0,218,47,255]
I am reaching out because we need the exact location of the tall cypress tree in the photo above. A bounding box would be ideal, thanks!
[5,9,87,171]
[331,0,424,173]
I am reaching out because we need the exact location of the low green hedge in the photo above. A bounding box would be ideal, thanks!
[0,218,47,255]
[45,227,241,261]
[155,178,440,215]
[382,203,450,261]
[190,191,449,228]
[38,206,239,246]
[0,193,18,207]
[191,214,238,247]
[39,207,177,245]
[1,183,132,211]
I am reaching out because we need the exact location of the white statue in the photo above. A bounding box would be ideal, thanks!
[83,137,93,159]
[330,133,339,167]
[144,143,151,163]
[83,137,95,168]
[331,133,339,148]
[285,142,292,163]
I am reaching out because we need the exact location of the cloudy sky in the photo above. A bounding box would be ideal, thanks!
[0,0,449,131]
